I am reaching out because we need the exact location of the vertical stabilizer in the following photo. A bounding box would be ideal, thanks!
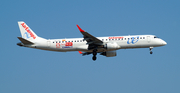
[18,21,38,41]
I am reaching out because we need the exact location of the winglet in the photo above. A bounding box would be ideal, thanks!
[78,51,83,54]
[76,25,85,32]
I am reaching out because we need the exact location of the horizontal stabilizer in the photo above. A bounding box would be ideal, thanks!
[17,37,34,44]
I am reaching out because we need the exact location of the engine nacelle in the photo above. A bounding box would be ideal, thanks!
[100,51,117,57]
[105,42,120,50]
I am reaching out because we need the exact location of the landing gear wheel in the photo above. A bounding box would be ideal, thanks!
[92,49,97,61]
[150,51,153,54]
[149,47,153,55]
[92,56,97,61]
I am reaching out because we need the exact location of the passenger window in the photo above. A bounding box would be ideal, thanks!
[143,37,145,39]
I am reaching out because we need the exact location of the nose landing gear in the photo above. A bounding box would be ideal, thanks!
[149,47,153,54]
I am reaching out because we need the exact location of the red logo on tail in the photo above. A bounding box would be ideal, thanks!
[21,23,36,39]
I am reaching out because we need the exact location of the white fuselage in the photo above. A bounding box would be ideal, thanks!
[17,21,167,60]
[26,35,166,52]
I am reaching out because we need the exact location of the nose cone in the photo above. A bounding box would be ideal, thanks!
[162,40,167,46]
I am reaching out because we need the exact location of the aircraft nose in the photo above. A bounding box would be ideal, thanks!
[162,40,167,45]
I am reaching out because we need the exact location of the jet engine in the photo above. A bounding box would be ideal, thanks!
[104,42,120,50]
[100,51,117,57]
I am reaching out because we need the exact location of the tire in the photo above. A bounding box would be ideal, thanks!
[92,56,97,61]
[150,51,153,54]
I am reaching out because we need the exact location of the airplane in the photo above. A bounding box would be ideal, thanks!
[17,21,167,61]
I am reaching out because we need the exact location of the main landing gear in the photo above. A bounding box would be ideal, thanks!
[92,49,97,61]
[149,47,153,54]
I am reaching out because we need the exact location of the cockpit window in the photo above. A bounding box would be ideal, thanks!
[154,36,159,38]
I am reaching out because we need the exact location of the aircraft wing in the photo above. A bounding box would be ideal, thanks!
[76,25,103,45]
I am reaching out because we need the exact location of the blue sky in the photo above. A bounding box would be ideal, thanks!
[1,0,180,93]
